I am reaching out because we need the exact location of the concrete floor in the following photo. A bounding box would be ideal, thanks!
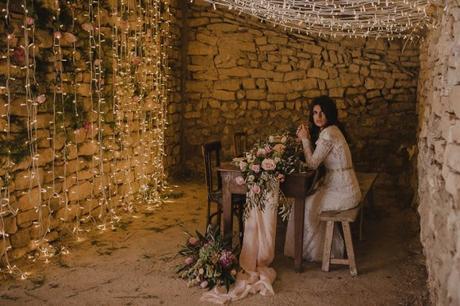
[0,180,429,305]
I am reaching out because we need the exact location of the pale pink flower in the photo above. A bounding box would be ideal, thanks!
[94,59,102,66]
[256,148,266,157]
[184,257,194,265]
[200,281,208,288]
[26,17,34,25]
[251,184,261,194]
[251,164,260,173]
[239,161,247,171]
[277,173,285,182]
[264,145,272,154]
[35,94,46,104]
[54,31,62,39]
[188,237,198,245]
[81,23,94,32]
[235,176,245,185]
[281,136,287,143]
[261,158,276,171]
[231,269,237,276]
[132,57,142,65]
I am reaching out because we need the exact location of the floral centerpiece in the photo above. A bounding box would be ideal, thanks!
[232,133,303,219]
[176,226,239,291]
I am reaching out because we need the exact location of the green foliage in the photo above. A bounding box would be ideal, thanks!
[0,115,30,164]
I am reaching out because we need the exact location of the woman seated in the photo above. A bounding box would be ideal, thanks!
[284,95,362,261]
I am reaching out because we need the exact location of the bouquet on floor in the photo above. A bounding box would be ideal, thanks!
[232,132,303,219]
[176,225,239,291]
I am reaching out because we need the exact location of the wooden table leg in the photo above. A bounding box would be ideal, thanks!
[222,174,234,244]
[294,196,305,272]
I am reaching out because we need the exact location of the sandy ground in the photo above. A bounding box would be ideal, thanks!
[0,180,429,306]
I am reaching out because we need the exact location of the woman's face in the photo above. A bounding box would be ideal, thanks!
[312,104,327,128]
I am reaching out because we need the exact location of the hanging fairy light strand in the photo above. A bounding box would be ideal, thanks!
[202,0,435,39]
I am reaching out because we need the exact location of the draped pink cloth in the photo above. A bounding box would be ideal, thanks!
[201,188,279,304]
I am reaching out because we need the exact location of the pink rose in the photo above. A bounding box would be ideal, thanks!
[54,31,62,39]
[251,184,261,194]
[235,176,245,185]
[261,158,276,171]
[188,237,198,245]
[239,161,247,171]
[251,164,260,173]
[277,173,285,182]
[35,94,46,104]
[184,257,194,265]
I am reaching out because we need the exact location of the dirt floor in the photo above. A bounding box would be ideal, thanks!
[0,180,429,306]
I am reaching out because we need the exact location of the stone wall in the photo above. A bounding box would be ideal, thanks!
[182,1,420,199]
[417,1,460,304]
[0,0,183,262]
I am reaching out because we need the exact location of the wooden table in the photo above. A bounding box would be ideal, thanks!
[218,164,316,272]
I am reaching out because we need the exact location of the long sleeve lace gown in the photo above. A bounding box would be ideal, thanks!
[284,125,362,261]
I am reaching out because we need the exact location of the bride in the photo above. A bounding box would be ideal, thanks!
[284,95,362,261]
[201,95,360,304]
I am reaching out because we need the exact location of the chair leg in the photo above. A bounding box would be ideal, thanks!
[322,221,334,272]
[206,200,211,231]
[342,221,357,276]
[359,204,364,241]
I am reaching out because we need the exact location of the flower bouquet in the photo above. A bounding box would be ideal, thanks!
[232,132,303,219]
[176,225,239,291]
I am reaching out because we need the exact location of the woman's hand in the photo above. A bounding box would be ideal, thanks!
[296,123,310,140]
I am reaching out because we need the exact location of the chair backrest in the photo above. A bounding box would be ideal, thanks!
[202,141,222,193]
[233,132,247,158]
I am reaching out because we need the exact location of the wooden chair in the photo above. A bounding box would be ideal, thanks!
[233,132,247,158]
[202,141,245,244]
[319,172,378,276]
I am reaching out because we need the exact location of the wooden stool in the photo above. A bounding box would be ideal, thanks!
[319,172,378,276]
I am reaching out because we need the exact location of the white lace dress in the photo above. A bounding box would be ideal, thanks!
[284,125,362,261]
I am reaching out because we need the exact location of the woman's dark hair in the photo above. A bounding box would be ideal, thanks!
[308,95,345,143]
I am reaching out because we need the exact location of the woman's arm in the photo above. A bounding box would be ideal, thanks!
[301,137,333,170]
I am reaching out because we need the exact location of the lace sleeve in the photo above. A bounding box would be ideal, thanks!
[301,137,333,169]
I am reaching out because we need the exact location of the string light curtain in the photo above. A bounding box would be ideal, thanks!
[203,0,435,39]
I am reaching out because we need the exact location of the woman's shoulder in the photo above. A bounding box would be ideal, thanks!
[318,125,343,141]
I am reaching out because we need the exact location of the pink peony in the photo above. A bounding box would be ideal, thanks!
[261,158,276,171]
[235,176,245,185]
[251,164,260,173]
[184,257,194,265]
[188,237,198,245]
[251,184,261,194]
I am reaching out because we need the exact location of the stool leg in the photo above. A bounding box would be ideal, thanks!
[342,222,358,276]
[206,200,211,230]
[322,221,334,272]
[359,204,364,241]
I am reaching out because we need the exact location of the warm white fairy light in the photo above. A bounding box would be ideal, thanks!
[202,0,435,39]
[1,0,170,274]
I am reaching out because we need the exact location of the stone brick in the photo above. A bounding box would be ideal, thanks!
[307,68,328,79]
[68,181,92,201]
[246,89,266,100]
[10,229,30,248]
[188,41,217,55]
[212,90,235,101]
